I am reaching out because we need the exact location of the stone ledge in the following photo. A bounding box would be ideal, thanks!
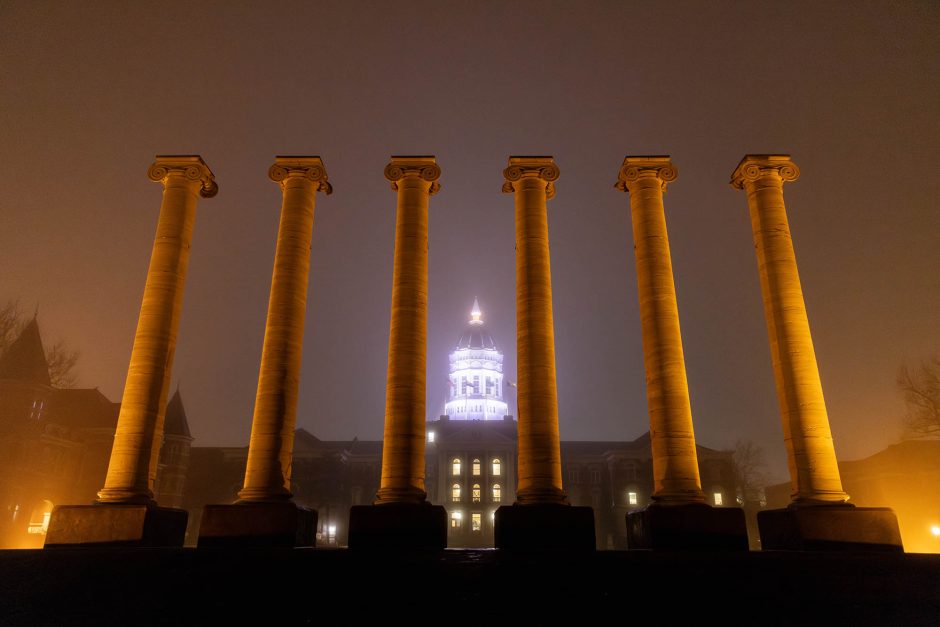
[197,502,317,548]
[758,505,904,551]
[347,503,447,549]
[626,503,749,550]
[44,504,187,548]
[495,503,596,550]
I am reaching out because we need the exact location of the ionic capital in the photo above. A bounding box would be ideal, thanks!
[730,154,800,190]
[502,156,560,200]
[384,156,441,195]
[268,156,332,194]
[147,155,218,198]
[614,155,678,193]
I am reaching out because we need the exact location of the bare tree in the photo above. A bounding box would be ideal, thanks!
[898,357,940,439]
[732,439,768,507]
[0,298,79,388]
[46,340,79,388]
[0,300,21,353]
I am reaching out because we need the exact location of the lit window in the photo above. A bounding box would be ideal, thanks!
[451,511,462,528]
[471,513,482,532]
[628,491,638,506]
[428,431,435,443]
[492,484,501,503]
[492,459,501,476]
[452,484,461,502]
[327,524,337,544]
[452,458,461,475]
[472,459,481,476]
[713,492,723,506]
[472,484,481,503]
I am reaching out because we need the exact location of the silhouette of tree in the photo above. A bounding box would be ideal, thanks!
[898,357,940,439]
[732,439,767,507]
[0,299,80,388]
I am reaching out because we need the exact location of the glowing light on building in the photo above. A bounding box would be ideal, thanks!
[443,298,510,421]
[931,525,940,537]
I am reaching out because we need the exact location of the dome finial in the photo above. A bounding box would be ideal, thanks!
[469,298,483,325]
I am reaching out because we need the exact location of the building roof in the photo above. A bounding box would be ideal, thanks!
[164,388,191,438]
[53,387,120,430]
[0,318,51,386]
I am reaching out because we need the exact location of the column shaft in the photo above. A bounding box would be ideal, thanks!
[617,157,704,503]
[505,158,566,505]
[239,158,330,501]
[376,157,440,504]
[732,155,848,504]
[98,156,216,504]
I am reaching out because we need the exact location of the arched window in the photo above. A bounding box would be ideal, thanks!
[452,458,461,475]
[492,484,501,503]
[492,458,501,476]
[472,484,481,503]
[452,484,461,502]
[472,459,481,476]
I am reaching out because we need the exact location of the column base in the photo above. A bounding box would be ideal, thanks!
[347,503,447,549]
[626,503,748,550]
[44,503,187,548]
[197,502,317,548]
[494,504,596,550]
[758,504,903,552]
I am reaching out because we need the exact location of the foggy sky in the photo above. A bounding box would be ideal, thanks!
[1,1,938,482]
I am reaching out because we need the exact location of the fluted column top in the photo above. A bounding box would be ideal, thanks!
[502,156,560,200]
[268,155,332,194]
[730,154,800,190]
[384,155,441,195]
[614,155,678,193]
[147,155,218,198]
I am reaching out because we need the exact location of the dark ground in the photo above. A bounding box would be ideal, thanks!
[1,548,939,626]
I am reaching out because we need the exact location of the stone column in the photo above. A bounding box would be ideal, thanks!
[502,157,566,506]
[615,157,705,504]
[375,156,440,504]
[98,156,218,504]
[616,156,746,550]
[494,157,595,550]
[238,157,332,502]
[348,157,446,549]
[45,156,216,547]
[732,154,901,551]
[730,155,847,505]
[197,157,328,547]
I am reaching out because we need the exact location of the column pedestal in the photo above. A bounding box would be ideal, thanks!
[758,505,902,552]
[348,504,447,550]
[197,502,317,548]
[44,504,187,548]
[495,504,595,551]
[626,504,748,550]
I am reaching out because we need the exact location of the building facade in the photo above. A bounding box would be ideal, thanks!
[0,319,192,547]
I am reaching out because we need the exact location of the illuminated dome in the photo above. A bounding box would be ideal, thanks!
[443,299,509,421]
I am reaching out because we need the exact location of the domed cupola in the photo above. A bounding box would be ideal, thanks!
[455,299,497,350]
[443,299,509,421]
